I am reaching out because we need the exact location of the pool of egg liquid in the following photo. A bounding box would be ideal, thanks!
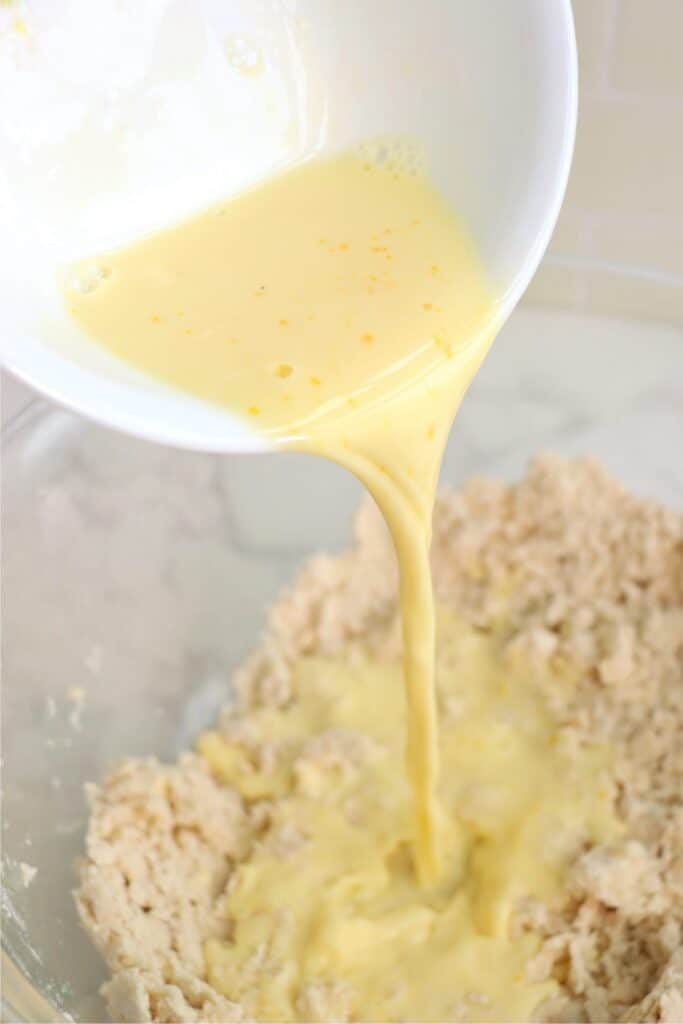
[199,610,621,1022]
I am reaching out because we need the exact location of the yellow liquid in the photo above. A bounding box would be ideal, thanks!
[198,610,620,1021]
[63,150,620,1018]
[64,151,495,884]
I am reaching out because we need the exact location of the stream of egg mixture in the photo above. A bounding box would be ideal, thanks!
[63,150,619,1018]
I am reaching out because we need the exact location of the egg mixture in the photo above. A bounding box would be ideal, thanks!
[64,150,619,1019]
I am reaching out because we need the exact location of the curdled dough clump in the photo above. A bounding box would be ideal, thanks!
[75,756,249,1022]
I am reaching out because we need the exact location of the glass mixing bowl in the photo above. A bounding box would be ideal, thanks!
[2,304,682,1022]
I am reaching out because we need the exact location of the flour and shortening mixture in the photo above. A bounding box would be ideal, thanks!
[76,456,683,1024]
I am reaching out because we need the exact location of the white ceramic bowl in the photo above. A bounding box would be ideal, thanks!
[0,0,576,451]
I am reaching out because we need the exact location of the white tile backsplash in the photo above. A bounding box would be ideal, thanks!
[613,0,683,97]
[571,0,619,91]
[526,1,683,319]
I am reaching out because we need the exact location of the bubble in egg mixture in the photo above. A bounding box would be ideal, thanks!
[224,34,263,77]
[66,263,112,296]
[354,136,426,178]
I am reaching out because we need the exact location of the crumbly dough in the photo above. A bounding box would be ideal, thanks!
[75,455,683,1023]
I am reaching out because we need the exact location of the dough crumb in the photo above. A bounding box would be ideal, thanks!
[67,686,87,731]
[296,980,353,1023]
[19,862,37,887]
[75,756,252,1022]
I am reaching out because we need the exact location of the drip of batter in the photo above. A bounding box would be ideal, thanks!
[304,340,492,883]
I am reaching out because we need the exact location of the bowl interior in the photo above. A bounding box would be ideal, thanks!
[3,306,682,1022]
